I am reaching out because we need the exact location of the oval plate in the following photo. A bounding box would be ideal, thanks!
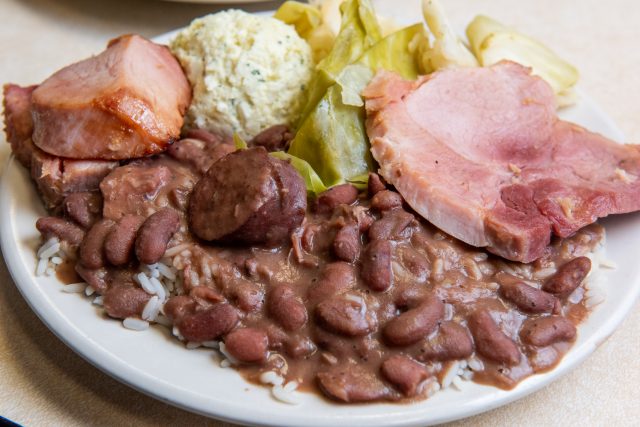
[1,24,640,427]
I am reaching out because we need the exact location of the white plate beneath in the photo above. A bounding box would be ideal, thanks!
[2,24,640,427]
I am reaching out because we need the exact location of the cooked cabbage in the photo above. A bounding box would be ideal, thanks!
[467,15,579,106]
[418,0,478,73]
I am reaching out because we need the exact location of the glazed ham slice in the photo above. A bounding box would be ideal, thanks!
[3,84,118,211]
[364,61,640,262]
[31,34,191,160]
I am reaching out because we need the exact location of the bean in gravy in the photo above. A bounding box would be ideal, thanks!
[41,138,603,403]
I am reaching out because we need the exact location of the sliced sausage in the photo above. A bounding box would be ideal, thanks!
[383,295,444,346]
[520,316,577,347]
[314,184,359,214]
[543,257,591,297]
[268,285,308,332]
[468,310,521,366]
[361,240,393,292]
[135,208,180,265]
[224,328,269,364]
[317,366,391,403]
[36,216,85,247]
[79,219,115,269]
[332,223,361,263]
[418,321,474,361]
[63,191,103,229]
[102,285,150,319]
[104,214,145,266]
[178,304,239,343]
[188,147,306,246]
[381,355,430,397]
[316,295,377,337]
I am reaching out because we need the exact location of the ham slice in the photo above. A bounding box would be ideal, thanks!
[3,84,118,211]
[31,34,191,160]
[363,61,640,262]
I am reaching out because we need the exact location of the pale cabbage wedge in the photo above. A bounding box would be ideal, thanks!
[419,0,478,73]
[289,2,423,189]
[274,1,322,40]
[270,151,328,195]
[467,15,579,106]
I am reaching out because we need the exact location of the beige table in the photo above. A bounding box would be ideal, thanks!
[1,0,638,425]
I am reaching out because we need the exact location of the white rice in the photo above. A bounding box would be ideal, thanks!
[141,296,162,322]
[186,341,202,349]
[50,256,63,265]
[35,258,49,276]
[123,317,149,331]
[155,314,172,328]
[164,243,190,258]
[271,381,301,405]
[440,360,462,389]
[219,342,239,365]
[62,282,86,293]
[84,286,95,296]
[260,371,285,386]
[92,296,104,306]
[136,272,156,295]
[203,340,220,349]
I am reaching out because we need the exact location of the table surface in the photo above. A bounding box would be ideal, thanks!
[1,0,639,426]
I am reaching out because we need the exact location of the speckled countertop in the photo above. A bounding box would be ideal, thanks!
[0,0,638,425]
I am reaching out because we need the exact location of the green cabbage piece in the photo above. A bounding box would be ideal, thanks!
[274,1,322,40]
[467,15,579,106]
[289,3,423,188]
[270,151,328,195]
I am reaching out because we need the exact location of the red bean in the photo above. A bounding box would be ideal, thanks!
[468,310,521,366]
[418,321,474,361]
[367,172,387,196]
[102,285,150,319]
[520,315,577,347]
[498,276,558,314]
[224,328,269,364]
[543,257,591,297]
[361,240,393,292]
[315,184,359,214]
[316,295,377,337]
[368,210,414,241]
[307,262,356,302]
[317,366,391,403]
[381,355,430,397]
[104,214,145,266]
[75,265,108,294]
[178,304,239,342]
[163,295,196,322]
[371,190,403,212]
[79,219,115,269]
[135,208,180,265]
[332,223,361,263]
[36,216,85,247]
[63,192,103,229]
[383,295,444,346]
[268,285,308,331]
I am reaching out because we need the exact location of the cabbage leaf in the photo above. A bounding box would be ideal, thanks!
[289,6,424,188]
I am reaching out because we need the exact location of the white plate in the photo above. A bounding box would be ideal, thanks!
[2,27,640,427]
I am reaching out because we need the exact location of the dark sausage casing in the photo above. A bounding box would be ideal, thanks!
[188,147,306,246]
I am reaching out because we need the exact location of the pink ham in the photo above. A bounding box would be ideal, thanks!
[31,34,191,160]
[363,61,640,262]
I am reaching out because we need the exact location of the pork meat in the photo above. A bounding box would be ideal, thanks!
[363,61,640,262]
[31,34,191,160]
